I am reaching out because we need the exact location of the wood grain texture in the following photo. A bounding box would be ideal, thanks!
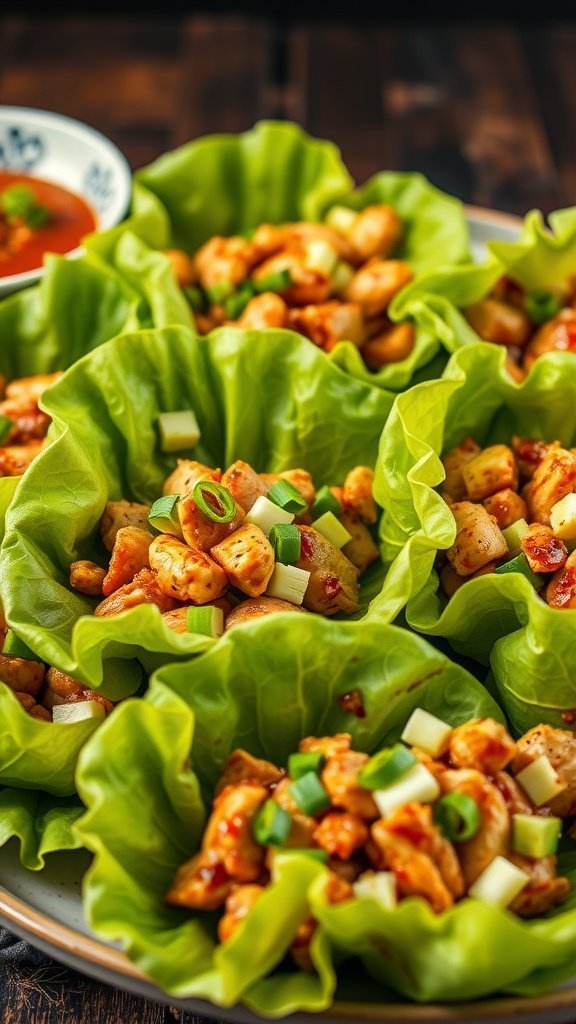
[0,12,575,1024]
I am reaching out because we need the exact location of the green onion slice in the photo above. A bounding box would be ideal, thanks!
[224,283,255,320]
[311,485,342,520]
[183,285,206,313]
[253,799,292,846]
[434,792,481,842]
[289,771,331,816]
[267,480,307,514]
[205,280,235,304]
[1,184,49,227]
[288,750,326,780]
[186,605,224,638]
[254,268,292,293]
[0,414,13,444]
[524,291,561,324]
[270,523,301,564]
[288,848,329,862]
[358,745,417,791]
[193,481,236,523]
[148,494,181,535]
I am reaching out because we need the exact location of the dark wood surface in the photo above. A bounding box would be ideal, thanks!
[1,13,576,1024]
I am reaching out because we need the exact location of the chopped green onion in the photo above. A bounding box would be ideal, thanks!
[3,630,36,660]
[186,605,224,638]
[253,268,292,294]
[359,744,417,791]
[183,285,206,313]
[311,485,342,520]
[253,799,292,846]
[193,481,236,523]
[494,552,545,590]
[1,184,49,227]
[289,771,331,816]
[288,848,329,862]
[148,494,182,537]
[434,792,481,842]
[205,281,235,304]
[501,518,529,555]
[312,511,352,549]
[267,480,307,514]
[0,414,13,444]
[158,410,201,452]
[288,750,325,780]
[270,523,301,564]
[223,283,255,320]
[524,291,561,324]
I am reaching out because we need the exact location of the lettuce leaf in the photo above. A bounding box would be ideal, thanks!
[91,120,470,392]
[0,788,83,870]
[76,625,505,1009]
[377,341,576,731]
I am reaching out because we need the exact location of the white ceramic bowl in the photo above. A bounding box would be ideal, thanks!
[0,106,132,296]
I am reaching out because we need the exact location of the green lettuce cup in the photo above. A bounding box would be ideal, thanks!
[0,324,392,694]
[90,120,470,393]
[378,341,576,732]
[0,789,83,870]
[76,624,511,1010]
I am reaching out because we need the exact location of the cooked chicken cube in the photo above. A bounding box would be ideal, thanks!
[344,259,413,318]
[449,718,516,774]
[0,441,44,476]
[321,750,379,820]
[513,725,576,816]
[461,444,518,501]
[342,466,377,524]
[362,323,415,369]
[163,459,222,497]
[5,372,61,403]
[347,205,403,262]
[237,293,288,330]
[211,524,275,597]
[216,750,285,794]
[221,461,268,513]
[195,235,258,290]
[166,851,233,910]
[43,666,85,706]
[149,535,228,604]
[509,854,570,917]
[483,489,528,530]
[16,692,51,720]
[100,500,152,552]
[165,248,196,288]
[313,812,368,860]
[218,884,265,942]
[521,523,567,574]
[527,447,576,524]
[546,549,576,609]
[446,502,508,576]
[442,439,482,503]
[296,525,359,615]
[439,768,510,886]
[340,512,379,573]
[179,491,245,551]
[69,560,106,597]
[288,301,365,351]
[439,562,467,598]
[102,526,152,596]
[523,309,576,373]
[512,436,556,481]
[0,654,44,697]
[252,250,330,307]
[464,298,531,347]
[225,596,304,630]
[94,568,179,617]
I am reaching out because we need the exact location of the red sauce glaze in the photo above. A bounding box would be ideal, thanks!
[299,530,315,560]
[0,171,96,277]
[562,710,576,724]
[199,861,230,892]
[338,689,366,718]
[325,575,342,598]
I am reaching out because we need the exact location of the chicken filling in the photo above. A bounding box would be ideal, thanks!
[0,371,59,476]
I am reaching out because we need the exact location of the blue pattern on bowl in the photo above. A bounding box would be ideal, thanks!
[0,126,45,171]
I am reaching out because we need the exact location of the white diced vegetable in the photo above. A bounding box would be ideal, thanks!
[353,871,397,910]
[246,495,294,536]
[266,563,311,606]
[331,260,355,295]
[52,701,106,725]
[158,410,201,452]
[186,605,224,638]
[312,511,353,549]
[400,708,453,758]
[325,205,358,235]
[502,518,529,556]
[515,755,567,806]
[512,814,561,858]
[373,762,441,818]
[468,856,530,908]
[550,493,576,540]
[305,239,338,276]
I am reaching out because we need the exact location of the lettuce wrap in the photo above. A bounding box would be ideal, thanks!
[90,121,470,393]
[0,788,83,870]
[377,341,576,733]
[75,623,528,1010]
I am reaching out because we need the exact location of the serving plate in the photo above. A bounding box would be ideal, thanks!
[4,205,570,1024]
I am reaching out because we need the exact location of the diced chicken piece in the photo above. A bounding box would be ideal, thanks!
[165,249,196,288]
[483,489,528,530]
[523,310,576,373]
[340,512,379,573]
[94,568,179,617]
[163,460,222,498]
[439,562,467,598]
[195,235,258,290]
[166,851,233,910]
[299,734,351,758]
[237,292,288,330]
[493,772,534,816]
[179,491,245,551]
[313,812,368,860]
[0,441,44,476]
[5,373,61,402]
[290,918,317,972]
[464,298,532,347]
[513,725,576,816]
[102,527,152,597]
[297,525,360,615]
[370,803,464,912]
[527,447,576,525]
[282,221,358,263]
[446,501,508,577]
[221,460,268,513]
[225,596,304,630]
[342,466,377,524]
[442,439,482,502]
[547,549,576,609]
[0,654,44,697]
[211,525,275,597]
[0,400,50,443]
[272,778,316,848]
[57,687,114,715]
[461,444,518,501]
[218,884,265,942]
[362,323,415,369]
[344,259,413,318]
[512,436,556,481]
[203,783,268,882]
[509,855,570,917]
[149,535,228,604]
[521,523,567,574]
[43,667,84,706]
[439,768,510,886]
[16,692,51,721]
[69,560,106,597]
[325,871,354,903]
[216,749,285,794]
[449,718,516,774]
[251,250,331,307]
[100,500,152,552]
[288,301,365,351]
[321,750,379,820]
[347,205,403,262]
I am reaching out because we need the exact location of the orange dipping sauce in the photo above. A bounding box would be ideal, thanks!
[0,171,97,278]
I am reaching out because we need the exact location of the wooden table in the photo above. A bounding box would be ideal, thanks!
[1,12,576,1023]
